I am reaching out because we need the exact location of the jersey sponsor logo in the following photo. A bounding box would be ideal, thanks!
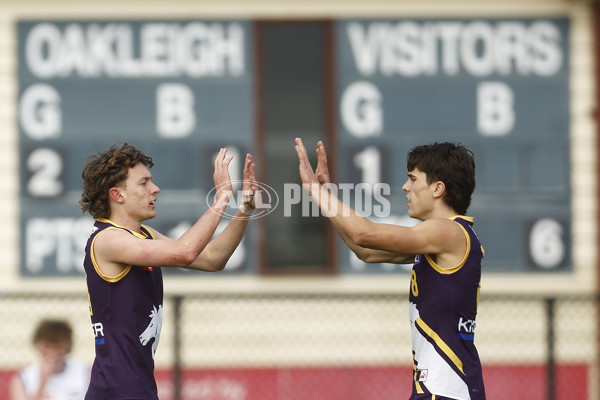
[139,304,163,359]
[415,369,428,382]
[93,322,105,345]
[457,317,476,340]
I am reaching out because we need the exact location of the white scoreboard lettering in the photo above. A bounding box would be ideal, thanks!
[337,18,570,273]
[24,22,245,79]
[19,84,62,139]
[477,81,515,136]
[156,83,196,138]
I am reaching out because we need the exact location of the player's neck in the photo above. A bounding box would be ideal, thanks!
[107,211,142,233]
[425,203,460,221]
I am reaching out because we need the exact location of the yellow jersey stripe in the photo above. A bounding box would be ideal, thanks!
[97,218,152,239]
[416,317,465,375]
[425,217,471,275]
[90,226,132,282]
[415,381,425,394]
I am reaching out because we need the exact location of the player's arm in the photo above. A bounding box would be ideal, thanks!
[152,154,258,272]
[347,217,466,257]
[328,216,415,264]
[298,139,413,264]
[321,195,466,266]
[295,138,464,264]
[93,148,235,275]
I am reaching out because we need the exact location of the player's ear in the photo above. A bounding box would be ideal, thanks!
[109,187,126,203]
[432,181,445,198]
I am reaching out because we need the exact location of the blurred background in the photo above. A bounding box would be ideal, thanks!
[0,0,597,399]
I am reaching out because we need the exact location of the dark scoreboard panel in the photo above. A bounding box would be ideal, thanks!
[18,18,570,277]
[18,20,255,276]
[336,19,570,273]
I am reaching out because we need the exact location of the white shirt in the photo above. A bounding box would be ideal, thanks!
[19,358,89,400]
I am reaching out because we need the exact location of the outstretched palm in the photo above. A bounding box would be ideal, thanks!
[315,141,331,185]
[295,138,320,195]
[213,148,233,206]
[242,153,257,211]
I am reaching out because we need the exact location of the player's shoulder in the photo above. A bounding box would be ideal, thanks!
[416,217,466,247]
[93,225,135,246]
[418,217,463,232]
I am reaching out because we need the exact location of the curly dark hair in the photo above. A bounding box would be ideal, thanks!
[80,143,153,219]
[407,142,476,215]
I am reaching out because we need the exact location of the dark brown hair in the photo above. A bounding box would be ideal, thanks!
[407,142,476,215]
[33,319,73,351]
[80,143,153,219]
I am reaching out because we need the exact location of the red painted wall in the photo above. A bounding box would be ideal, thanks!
[0,364,588,400]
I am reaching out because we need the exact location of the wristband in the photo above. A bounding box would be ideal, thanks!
[239,204,253,216]
[239,193,255,216]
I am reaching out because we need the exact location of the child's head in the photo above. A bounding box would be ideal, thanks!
[32,319,73,361]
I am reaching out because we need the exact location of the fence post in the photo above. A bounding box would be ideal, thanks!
[173,295,183,400]
[545,297,556,400]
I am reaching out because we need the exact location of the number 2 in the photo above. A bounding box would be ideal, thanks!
[26,147,63,197]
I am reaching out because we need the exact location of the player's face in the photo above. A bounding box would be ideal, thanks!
[122,162,160,222]
[402,168,434,220]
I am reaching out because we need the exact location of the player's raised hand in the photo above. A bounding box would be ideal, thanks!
[240,153,257,215]
[315,141,331,185]
[294,138,320,196]
[213,148,234,205]
[242,153,257,194]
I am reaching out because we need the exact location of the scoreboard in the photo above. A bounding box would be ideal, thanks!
[17,18,570,277]
[18,20,255,276]
[336,19,570,273]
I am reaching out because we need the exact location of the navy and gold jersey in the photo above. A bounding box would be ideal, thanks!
[409,216,485,400]
[84,219,163,400]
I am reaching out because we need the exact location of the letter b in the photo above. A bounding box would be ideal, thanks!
[477,81,515,136]
[156,84,196,138]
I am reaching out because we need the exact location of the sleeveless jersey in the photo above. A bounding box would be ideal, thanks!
[18,358,90,400]
[83,218,164,400]
[408,216,485,400]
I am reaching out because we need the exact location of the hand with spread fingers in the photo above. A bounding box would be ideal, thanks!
[315,140,331,185]
[294,137,321,196]
[213,148,234,208]
[240,153,258,216]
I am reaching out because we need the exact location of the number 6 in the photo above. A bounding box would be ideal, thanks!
[529,218,565,269]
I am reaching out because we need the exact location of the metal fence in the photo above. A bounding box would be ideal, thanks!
[0,292,597,400]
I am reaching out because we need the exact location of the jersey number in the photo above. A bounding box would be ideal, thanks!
[411,270,419,297]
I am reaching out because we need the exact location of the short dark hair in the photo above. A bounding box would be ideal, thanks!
[407,142,475,215]
[80,143,153,219]
[33,319,73,351]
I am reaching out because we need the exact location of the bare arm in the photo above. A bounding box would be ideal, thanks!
[158,153,258,272]
[10,374,29,400]
[311,140,413,264]
[295,139,412,264]
[295,138,465,266]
